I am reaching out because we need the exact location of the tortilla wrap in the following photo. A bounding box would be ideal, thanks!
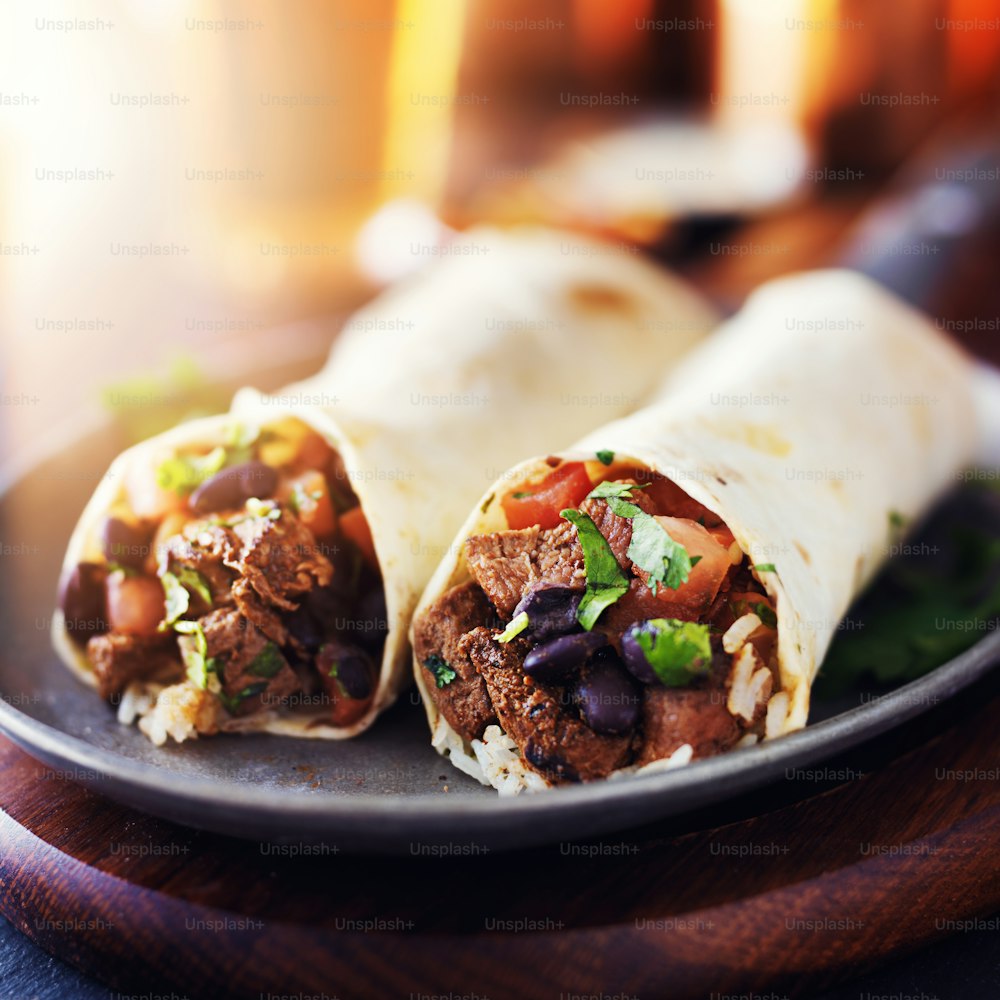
[53,226,718,742]
[412,269,980,790]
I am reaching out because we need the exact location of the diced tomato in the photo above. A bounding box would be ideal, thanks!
[106,572,166,636]
[340,507,378,567]
[502,462,593,530]
[284,470,337,539]
[641,516,732,619]
[640,475,723,526]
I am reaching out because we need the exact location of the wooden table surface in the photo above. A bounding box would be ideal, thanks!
[1,668,998,1000]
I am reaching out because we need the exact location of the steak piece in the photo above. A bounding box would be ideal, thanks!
[464,490,655,619]
[466,627,633,783]
[465,522,584,618]
[201,607,300,714]
[635,649,743,764]
[86,632,180,700]
[162,507,335,646]
[412,582,499,741]
[577,484,656,569]
[230,510,333,610]
[160,524,235,605]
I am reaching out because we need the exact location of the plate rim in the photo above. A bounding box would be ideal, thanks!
[1,414,998,843]
[2,627,997,825]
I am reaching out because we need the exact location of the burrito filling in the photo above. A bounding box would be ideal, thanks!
[413,456,780,784]
[58,418,385,741]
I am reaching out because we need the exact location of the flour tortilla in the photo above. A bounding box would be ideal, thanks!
[413,269,980,781]
[53,226,718,739]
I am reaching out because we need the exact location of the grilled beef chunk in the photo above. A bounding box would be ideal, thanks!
[159,524,236,603]
[466,627,634,782]
[635,649,742,764]
[465,521,584,618]
[200,607,300,713]
[412,582,499,741]
[576,487,655,567]
[86,632,179,700]
[465,490,656,620]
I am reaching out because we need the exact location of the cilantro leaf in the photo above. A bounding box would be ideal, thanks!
[632,618,712,687]
[587,481,647,501]
[219,681,269,714]
[160,572,190,628]
[586,481,695,593]
[249,642,285,678]
[753,602,778,628]
[159,567,212,629]
[559,509,629,629]
[174,619,210,688]
[155,446,226,495]
[595,449,614,466]
[627,513,695,594]
[424,654,457,688]
[497,611,529,643]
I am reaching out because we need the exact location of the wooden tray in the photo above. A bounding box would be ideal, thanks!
[2,671,998,1000]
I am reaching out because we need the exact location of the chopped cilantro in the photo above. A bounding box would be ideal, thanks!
[753,602,778,628]
[424,654,457,688]
[497,612,529,643]
[289,485,322,514]
[626,512,695,594]
[249,642,284,678]
[160,572,190,628]
[512,491,534,500]
[155,446,226,495]
[324,657,349,699]
[245,498,281,521]
[752,563,777,573]
[595,450,614,466]
[159,567,212,629]
[632,619,712,687]
[174,620,210,688]
[586,481,695,593]
[889,510,906,530]
[219,681,269,714]
[588,481,648,501]
[559,509,629,629]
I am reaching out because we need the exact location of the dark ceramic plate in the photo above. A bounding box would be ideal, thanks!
[0,408,997,853]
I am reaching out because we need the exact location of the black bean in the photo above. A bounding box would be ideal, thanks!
[58,562,108,638]
[524,739,580,782]
[317,641,375,700]
[522,631,608,682]
[511,585,582,641]
[100,517,152,569]
[621,624,660,685]
[189,460,278,514]
[573,655,641,735]
[304,585,351,631]
[353,587,388,652]
[286,605,324,652]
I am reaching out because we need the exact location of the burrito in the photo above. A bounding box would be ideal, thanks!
[53,227,718,745]
[411,269,980,793]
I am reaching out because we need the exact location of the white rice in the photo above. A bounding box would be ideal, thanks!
[765,691,790,739]
[727,644,772,723]
[470,725,549,796]
[633,742,694,774]
[722,612,762,654]
[134,681,219,746]
[116,681,162,726]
